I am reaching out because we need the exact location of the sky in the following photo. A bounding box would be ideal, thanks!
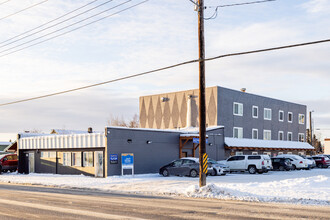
[0,0,329,141]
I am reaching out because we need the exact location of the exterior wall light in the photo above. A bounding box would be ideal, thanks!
[146,140,152,144]
[208,143,213,146]
[127,139,132,144]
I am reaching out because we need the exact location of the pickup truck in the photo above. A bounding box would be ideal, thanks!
[225,155,272,174]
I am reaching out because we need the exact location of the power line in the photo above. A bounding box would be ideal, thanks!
[0,0,114,49]
[0,0,11,6]
[0,0,141,57]
[205,0,276,20]
[0,38,329,107]
[0,0,49,22]
[0,0,100,45]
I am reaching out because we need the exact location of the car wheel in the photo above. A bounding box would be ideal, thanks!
[210,168,217,176]
[317,164,323,168]
[279,166,285,171]
[162,169,169,177]
[248,166,256,174]
[190,169,198,178]
[292,165,297,170]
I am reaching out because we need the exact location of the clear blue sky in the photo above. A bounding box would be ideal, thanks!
[0,0,329,140]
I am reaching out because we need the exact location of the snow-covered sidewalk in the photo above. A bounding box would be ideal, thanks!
[0,169,329,206]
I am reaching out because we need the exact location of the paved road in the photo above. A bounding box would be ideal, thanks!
[0,183,329,219]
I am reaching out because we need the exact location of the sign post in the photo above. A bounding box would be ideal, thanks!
[121,153,134,176]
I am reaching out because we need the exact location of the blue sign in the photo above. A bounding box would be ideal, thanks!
[193,138,208,144]
[121,153,134,169]
[110,154,118,164]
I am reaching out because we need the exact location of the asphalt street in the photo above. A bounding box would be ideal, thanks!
[0,183,329,219]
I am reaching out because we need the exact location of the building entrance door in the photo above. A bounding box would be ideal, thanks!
[95,151,104,177]
[28,153,35,173]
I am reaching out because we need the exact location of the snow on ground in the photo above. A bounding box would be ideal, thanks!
[0,169,329,206]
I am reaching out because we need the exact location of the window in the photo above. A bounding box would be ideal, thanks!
[235,152,243,156]
[299,114,305,124]
[172,160,182,167]
[236,156,245,160]
[279,110,284,122]
[72,152,82,167]
[233,127,243,138]
[252,152,258,155]
[287,132,293,141]
[263,130,271,140]
[278,152,283,155]
[298,133,305,142]
[83,152,94,167]
[248,156,261,160]
[252,106,258,118]
[252,129,258,139]
[233,102,243,116]
[182,159,195,164]
[63,152,71,166]
[264,108,272,120]
[288,112,293,123]
[287,152,292,155]
[278,131,284,141]
[40,151,56,158]
[264,152,271,156]
[298,152,305,156]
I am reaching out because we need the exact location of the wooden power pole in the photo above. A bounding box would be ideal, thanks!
[197,0,207,187]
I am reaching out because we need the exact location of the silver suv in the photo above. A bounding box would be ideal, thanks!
[225,155,272,174]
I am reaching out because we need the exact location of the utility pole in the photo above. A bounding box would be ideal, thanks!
[197,0,207,187]
[310,111,313,146]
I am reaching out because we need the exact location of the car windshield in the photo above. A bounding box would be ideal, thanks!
[207,158,217,164]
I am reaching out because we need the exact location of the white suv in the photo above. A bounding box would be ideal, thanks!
[225,155,272,174]
[276,154,309,170]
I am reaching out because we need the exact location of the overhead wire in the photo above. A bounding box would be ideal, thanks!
[0,0,11,6]
[0,0,49,22]
[0,0,141,57]
[0,0,114,49]
[0,38,329,107]
[205,0,276,20]
[0,0,100,45]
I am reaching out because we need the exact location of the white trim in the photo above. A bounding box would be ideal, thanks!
[252,128,258,139]
[263,130,271,140]
[288,112,293,123]
[299,114,305,125]
[279,110,284,122]
[233,102,243,116]
[235,151,243,155]
[298,133,305,142]
[278,131,284,141]
[263,152,271,156]
[252,106,258,118]
[252,152,258,155]
[264,108,272,120]
[233,127,243,139]
[287,132,293,141]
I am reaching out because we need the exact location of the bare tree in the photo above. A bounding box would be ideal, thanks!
[107,114,139,128]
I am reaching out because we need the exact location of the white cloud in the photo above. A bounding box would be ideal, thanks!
[302,0,330,13]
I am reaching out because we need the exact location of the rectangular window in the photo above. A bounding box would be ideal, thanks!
[252,152,258,155]
[287,152,292,155]
[264,108,272,120]
[263,152,271,156]
[298,133,305,142]
[233,102,243,116]
[298,152,305,156]
[263,130,271,140]
[278,131,284,141]
[72,152,82,167]
[62,152,71,166]
[279,110,284,122]
[83,152,94,167]
[278,152,283,155]
[287,132,293,141]
[299,114,305,124]
[41,151,56,158]
[233,127,243,138]
[235,151,243,156]
[252,129,258,139]
[288,112,293,123]
[252,106,258,118]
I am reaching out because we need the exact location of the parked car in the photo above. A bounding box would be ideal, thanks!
[276,154,309,170]
[301,155,316,169]
[271,157,293,171]
[316,154,330,160]
[208,158,230,176]
[311,156,330,168]
[159,157,213,177]
[224,155,272,174]
[0,154,18,173]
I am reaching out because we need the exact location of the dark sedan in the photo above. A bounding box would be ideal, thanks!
[159,157,210,177]
[271,157,293,171]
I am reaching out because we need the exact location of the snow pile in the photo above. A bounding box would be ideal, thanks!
[0,169,329,206]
